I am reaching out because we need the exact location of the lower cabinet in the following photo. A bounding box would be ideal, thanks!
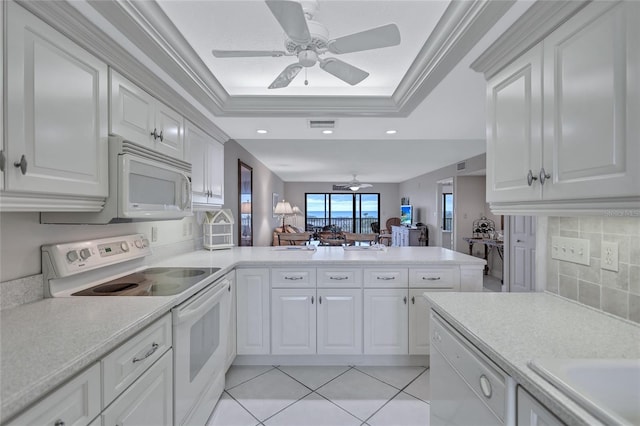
[101,350,173,426]
[271,288,317,355]
[517,386,564,426]
[236,268,270,355]
[363,288,408,354]
[409,289,431,355]
[317,288,363,355]
[226,272,237,370]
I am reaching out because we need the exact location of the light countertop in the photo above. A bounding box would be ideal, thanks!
[424,292,640,426]
[1,246,483,423]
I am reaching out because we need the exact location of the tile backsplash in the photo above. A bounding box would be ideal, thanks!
[546,216,640,323]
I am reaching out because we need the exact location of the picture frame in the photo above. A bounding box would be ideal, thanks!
[272,192,280,217]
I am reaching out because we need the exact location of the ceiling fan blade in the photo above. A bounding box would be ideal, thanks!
[268,63,303,89]
[328,23,401,54]
[359,183,373,188]
[265,0,311,45]
[212,49,288,58]
[319,58,369,85]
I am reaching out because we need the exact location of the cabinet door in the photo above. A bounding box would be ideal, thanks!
[6,2,108,197]
[271,288,316,355]
[226,274,237,371]
[409,289,431,355]
[185,122,209,205]
[517,386,563,426]
[110,70,155,149]
[364,289,408,354]
[155,103,184,160]
[317,288,362,355]
[486,44,543,202]
[542,2,640,200]
[102,350,173,426]
[236,268,270,355]
[208,139,225,205]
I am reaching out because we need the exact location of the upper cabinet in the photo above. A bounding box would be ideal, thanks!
[185,121,224,208]
[484,1,639,214]
[110,70,184,161]
[2,2,108,211]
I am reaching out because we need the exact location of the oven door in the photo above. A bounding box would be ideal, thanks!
[119,153,192,219]
[172,277,229,425]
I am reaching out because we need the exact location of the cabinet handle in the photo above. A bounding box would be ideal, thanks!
[376,276,395,280]
[329,276,348,280]
[150,128,159,140]
[422,276,441,281]
[284,276,304,280]
[158,130,164,142]
[228,284,231,292]
[14,155,27,175]
[411,296,415,304]
[311,296,314,304]
[0,150,5,172]
[403,296,407,304]
[479,374,492,398]
[539,167,551,186]
[54,420,65,426]
[132,342,159,363]
[526,169,538,186]
[319,296,322,304]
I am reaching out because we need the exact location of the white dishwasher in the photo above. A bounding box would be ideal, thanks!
[430,311,515,426]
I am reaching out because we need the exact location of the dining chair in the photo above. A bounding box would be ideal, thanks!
[277,232,312,245]
[343,232,378,246]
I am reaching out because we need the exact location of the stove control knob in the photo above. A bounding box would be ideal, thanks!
[120,242,129,252]
[66,250,78,263]
[79,248,91,260]
[134,240,143,249]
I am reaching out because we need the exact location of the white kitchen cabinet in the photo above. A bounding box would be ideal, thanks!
[409,289,430,355]
[186,120,224,209]
[110,70,184,160]
[317,288,363,355]
[236,268,270,355]
[363,288,408,355]
[226,272,237,371]
[0,1,4,192]
[6,363,101,426]
[271,288,316,355]
[517,386,564,426]
[3,2,108,210]
[102,349,173,426]
[485,1,639,212]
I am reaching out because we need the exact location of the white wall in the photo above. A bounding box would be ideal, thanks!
[283,182,400,231]
[223,140,284,246]
[398,154,487,246]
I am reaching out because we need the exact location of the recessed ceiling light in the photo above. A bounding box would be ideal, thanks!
[322,130,333,134]
[386,130,397,134]
[256,129,268,134]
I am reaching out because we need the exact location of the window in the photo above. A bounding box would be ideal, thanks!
[442,193,453,231]
[305,193,380,233]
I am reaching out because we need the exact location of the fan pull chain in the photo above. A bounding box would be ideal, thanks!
[304,68,309,86]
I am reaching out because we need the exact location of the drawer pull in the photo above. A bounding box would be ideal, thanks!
[479,374,492,398]
[376,276,395,280]
[329,276,349,280]
[284,276,304,280]
[133,342,159,363]
[422,276,441,281]
[54,420,65,426]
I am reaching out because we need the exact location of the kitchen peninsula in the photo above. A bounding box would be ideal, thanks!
[1,246,484,424]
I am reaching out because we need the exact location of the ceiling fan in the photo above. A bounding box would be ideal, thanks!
[336,175,373,192]
[211,0,401,89]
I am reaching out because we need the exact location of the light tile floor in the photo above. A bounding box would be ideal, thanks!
[207,366,431,426]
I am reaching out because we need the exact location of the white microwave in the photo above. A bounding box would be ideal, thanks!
[42,136,192,224]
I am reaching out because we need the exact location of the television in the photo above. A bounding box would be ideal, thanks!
[400,205,412,226]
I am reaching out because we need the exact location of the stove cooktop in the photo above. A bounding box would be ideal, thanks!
[72,267,221,296]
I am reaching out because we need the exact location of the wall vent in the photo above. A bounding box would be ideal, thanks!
[457,161,466,171]
[309,120,336,129]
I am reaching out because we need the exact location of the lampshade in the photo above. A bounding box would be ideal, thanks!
[274,200,293,215]
[292,206,303,215]
[240,201,252,214]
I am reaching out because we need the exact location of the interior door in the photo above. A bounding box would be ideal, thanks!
[509,216,536,292]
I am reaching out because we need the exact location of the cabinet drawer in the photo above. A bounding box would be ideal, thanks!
[102,313,172,406]
[431,313,507,421]
[317,268,362,288]
[271,268,316,288]
[7,363,100,426]
[409,268,459,289]
[363,268,408,287]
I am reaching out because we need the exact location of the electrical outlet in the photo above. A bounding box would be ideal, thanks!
[151,226,158,242]
[601,241,619,272]
[551,236,591,266]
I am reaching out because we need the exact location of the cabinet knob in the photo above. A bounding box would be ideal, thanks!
[14,154,27,175]
[526,169,538,186]
[318,296,322,304]
[0,150,5,172]
[403,296,407,304]
[158,130,164,142]
[411,296,415,304]
[539,168,551,186]
[311,296,314,304]
[54,420,65,426]
[150,128,159,140]
[479,374,492,398]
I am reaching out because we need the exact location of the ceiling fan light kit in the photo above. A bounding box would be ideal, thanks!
[338,175,373,192]
[211,0,401,89]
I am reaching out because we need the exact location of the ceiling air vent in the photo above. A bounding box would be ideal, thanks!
[309,120,336,129]
[457,161,466,172]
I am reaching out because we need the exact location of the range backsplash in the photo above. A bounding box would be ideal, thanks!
[545,216,640,323]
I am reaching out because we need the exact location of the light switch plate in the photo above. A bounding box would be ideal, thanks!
[601,241,619,272]
[551,236,591,266]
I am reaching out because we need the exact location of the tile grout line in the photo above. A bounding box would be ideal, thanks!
[361,388,404,425]
[313,389,370,424]
[213,390,263,426]
[225,365,278,391]
[352,365,427,392]
[275,365,354,392]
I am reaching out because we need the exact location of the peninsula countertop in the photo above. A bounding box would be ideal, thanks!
[1,246,484,423]
[424,292,640,426]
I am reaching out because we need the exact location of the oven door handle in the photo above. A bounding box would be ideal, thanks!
[173,279,229,325]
